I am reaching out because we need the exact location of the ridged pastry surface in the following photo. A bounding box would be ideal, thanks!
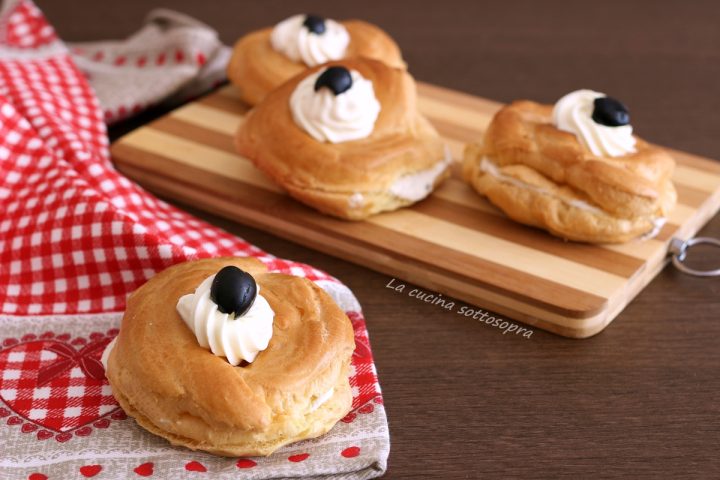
[227,20,405,106]
[463,100,677,243]
[235,57,449,220]
[105,257,355,456]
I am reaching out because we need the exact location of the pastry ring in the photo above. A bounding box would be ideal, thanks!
[463,96,676,243]
[104,257,355,456]
[228,16,405,106]
[236,57,450,220]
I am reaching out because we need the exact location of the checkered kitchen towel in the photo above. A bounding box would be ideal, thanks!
[0,1,389,479]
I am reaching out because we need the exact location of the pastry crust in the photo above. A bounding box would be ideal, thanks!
[463,100,677,243]
[105,257,355,457]
[235,57,449,220]
[227,20,405,106]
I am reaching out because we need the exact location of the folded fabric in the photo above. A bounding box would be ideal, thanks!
[69,8,231,125]
[0,1,389,478]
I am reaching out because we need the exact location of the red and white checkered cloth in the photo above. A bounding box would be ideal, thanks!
[0,2,389,478]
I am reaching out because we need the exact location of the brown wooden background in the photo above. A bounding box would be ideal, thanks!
[37,1,720,478]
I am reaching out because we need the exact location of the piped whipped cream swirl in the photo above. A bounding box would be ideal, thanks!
[290,68,381,143]
[176,274,274,366]
[552,89,636,157]
[270,14,350,67]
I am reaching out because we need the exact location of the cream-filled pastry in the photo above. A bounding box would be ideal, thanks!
[463,90,676,243]
[103,257,355,457]
[227,14,405,106]
[236,57,451,220]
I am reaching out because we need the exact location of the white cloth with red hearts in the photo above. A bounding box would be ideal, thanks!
[0,1,389,478]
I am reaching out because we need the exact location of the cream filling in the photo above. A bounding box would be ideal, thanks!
[348,192,365,209]
[388,146,452,202]
[639,217,667,241]
[479,156,665,237]
[100,337,116,373]
[310,388,335,412]
[479,156,604,214]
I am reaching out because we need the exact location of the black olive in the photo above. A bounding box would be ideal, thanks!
[210,266,257,318]
[303,14,326,34]
[592,96,630,127]
[314,66,353,96]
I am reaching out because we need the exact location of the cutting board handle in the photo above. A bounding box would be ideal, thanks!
[669,237,720,277]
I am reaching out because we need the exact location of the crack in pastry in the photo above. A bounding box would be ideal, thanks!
[463,91,676,243]
[236,58,451,220]
[103,257,355,457]
[227,14,405,106]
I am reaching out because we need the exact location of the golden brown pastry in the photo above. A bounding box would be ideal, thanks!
[228,14,405,106]
[463,90,676,243]
[236,57,450,220]
[103,257,355,457]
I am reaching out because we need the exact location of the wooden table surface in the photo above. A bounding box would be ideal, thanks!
[38,1,720,478]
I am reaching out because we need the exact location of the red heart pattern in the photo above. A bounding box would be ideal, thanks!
[288,453,310,463]
[185,461,207,472]
[79,465,102,477]
[341,446,361,458]
[0,0,386,477]
[134,462,154,476]
[0,330,122,441]
[236,459,257,469]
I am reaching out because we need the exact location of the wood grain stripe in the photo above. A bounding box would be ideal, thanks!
[111,84,720,338]
[368,210,626,298]
[198,91,250,116]
[128,127,622,301]
[191,94,716,201]
[143,114,687,262]
[119,128,281,192]
[412,198,645,278]
[170,103,241,135]
[113,143,608,318]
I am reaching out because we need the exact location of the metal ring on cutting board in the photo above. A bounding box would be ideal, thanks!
[669,237,720,277]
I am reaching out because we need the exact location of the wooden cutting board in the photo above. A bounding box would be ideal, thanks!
[110,83,720,338]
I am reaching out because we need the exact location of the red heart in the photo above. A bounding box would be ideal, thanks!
[37,430,53,440]
[2,338,18,347]
[288,453,309,463]
[341,446,361,458]
[28,474,48,480]
[56,334,71,341]
[22,334,37,341]
[40,332,55,339]
[79,465,102,477]
[0,339,118,435]
[185,461,207,472]
[373,396,384,405]
[134,462,154,476]
[72,338,87,345]
[93,419,110,428]
[358,403,374,414]
[22,423,38,433]
[111,410,127,420]
[56,432,73,442]
[235,459,256,469]
[75,426,93,437]
[90,332,104,341]
[341,412,356,423]
[7,416,22,425]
